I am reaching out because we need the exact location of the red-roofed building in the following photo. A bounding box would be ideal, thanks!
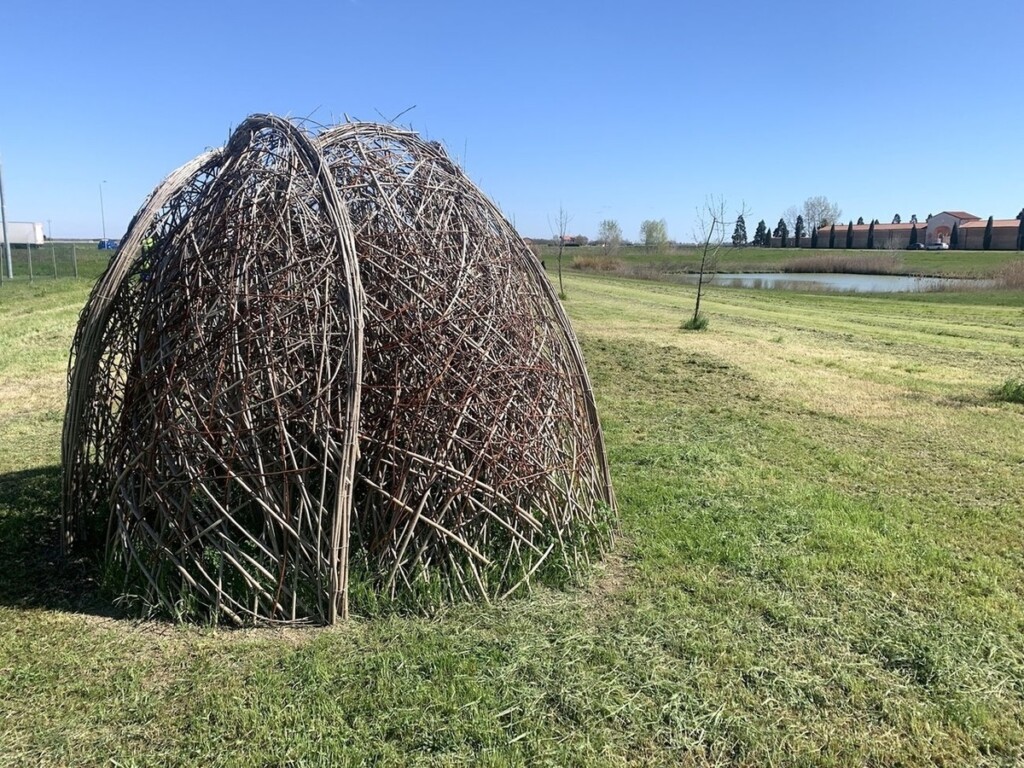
[808,211,1021,250]
[959,219,1021,250]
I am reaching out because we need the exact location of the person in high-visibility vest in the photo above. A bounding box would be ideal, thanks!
[141,236,155,283]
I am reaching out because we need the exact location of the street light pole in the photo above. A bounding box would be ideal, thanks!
[0,158,12,282]
[99,180,107,241]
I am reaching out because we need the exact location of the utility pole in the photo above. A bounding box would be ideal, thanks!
[99,181,107,241]
[0,158,12,281]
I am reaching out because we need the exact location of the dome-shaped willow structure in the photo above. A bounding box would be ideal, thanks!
[62,114,615,625]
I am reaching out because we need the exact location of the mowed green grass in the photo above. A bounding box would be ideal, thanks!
[2,272,1024,766]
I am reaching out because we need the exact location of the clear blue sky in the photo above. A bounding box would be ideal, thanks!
[2,0,1022,242]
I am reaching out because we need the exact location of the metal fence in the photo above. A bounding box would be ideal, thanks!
[1,241,112,283]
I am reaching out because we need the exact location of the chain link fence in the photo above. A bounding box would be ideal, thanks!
[1,241,113,283]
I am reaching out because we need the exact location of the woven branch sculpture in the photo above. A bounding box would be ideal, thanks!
[62,114,615,625]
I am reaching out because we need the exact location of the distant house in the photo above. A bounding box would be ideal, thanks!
[924,211,978,246]
[808,211,1021,250]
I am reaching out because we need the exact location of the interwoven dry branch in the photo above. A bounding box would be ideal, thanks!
[63,115,614,625]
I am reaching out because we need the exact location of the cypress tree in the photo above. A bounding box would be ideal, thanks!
[983,216,994,250]
[909,223,919,246]
[845,221,853,249]
[1017,212,1024,250]
[775,218,788,248]
[950,222,960,250]
[731,214,748,247]
[867,220,875,249]
[794,215,804,246]
[828,223,836,249]
[811,226,819,248]
[753,219,767,247]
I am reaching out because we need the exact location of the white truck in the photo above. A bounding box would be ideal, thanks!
[3,221,45,246]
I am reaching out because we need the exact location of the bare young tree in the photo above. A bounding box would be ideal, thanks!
[639,218,668,254]
[783,205,801,233]
[549,205,570,299]
[802,195,842,230]
[598,219,623,254]
[684,196,731,330]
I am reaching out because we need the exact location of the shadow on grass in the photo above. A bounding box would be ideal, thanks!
[0,465,119,618]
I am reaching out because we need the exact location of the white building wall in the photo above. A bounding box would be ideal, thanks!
[925,213,960,245]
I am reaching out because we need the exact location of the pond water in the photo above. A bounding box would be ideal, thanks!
[675,272,994,293]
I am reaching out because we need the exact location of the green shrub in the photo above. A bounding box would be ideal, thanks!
[681,312,709,331]
[994,377,1024,404]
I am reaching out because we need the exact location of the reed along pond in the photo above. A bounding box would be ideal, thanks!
[677,272,995,293]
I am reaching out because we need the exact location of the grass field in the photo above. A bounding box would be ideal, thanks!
[540,243,1024,280]
[2,270,1023,765]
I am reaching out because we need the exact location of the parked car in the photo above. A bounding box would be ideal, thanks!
[926,242,950,250]
[907,243,925,250]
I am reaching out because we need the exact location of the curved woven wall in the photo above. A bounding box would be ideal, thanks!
[62,115,614,624]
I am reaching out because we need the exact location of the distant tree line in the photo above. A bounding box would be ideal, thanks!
[579,204,1024,252]
[738,196,843,248]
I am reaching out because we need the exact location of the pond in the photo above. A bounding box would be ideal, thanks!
[675,272,994,293]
